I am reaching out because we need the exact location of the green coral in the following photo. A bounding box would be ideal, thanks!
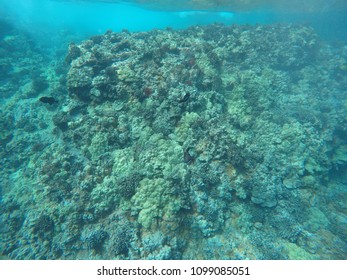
[131,178,181,230]
[117,64,137,82]
[304,207,330,233]
[332,145,347,165]
[140,135,186,178]
[284,242,316,260]
[174,112,200,143]
[90,176,118,216]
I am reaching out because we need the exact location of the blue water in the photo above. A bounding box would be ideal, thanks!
[0,0,235,36]
[1,0,346,43]
[0,0,346,260]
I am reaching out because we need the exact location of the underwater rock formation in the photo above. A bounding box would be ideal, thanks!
[0,23,346,260]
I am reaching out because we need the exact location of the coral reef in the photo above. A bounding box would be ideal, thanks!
[0,23,346,259]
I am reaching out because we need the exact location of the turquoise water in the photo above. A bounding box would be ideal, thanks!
[0,0,235,35]
[1,0,346,41]
[0,0,346,260]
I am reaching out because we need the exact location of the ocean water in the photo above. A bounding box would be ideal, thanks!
[0,0,346,260]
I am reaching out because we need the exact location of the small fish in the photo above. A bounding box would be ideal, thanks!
[179,92,190,103]
[39,96,58,105]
